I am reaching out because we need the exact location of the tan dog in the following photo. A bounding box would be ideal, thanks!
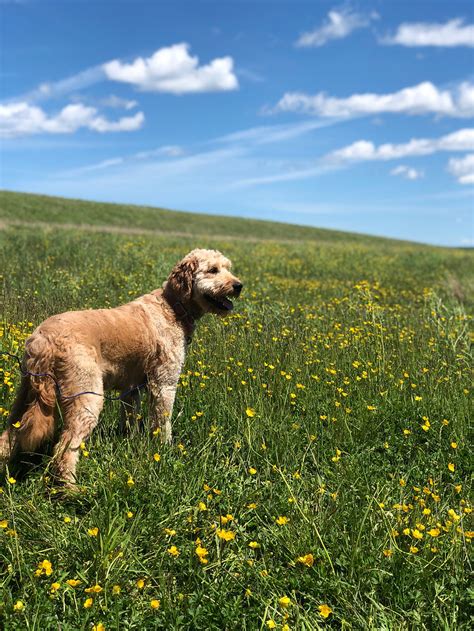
[0,249,242,486]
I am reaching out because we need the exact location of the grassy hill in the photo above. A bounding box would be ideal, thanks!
[0,189,434,246]
[0,190,472,629]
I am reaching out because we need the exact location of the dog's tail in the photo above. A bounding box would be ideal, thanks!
[0,336,56,462]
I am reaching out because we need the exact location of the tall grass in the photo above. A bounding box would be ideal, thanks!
[0,212,472,629]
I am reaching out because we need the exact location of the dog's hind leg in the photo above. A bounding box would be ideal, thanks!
[52,387,103,487]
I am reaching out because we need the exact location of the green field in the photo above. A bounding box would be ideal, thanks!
[0,191,472,630]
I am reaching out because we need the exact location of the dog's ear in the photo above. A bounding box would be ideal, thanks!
[166,255,199,301]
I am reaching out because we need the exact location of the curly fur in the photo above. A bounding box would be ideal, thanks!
[0,249,242,486]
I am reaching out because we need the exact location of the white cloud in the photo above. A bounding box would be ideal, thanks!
[296,7,378,47]
[0,102,144,138]
[327,128,474,163]
[390,165,424,180]
[103,43,238,94]
[100,95,138,110]
[447,153,474,184]
[274,81,474,119]
[384,18,474,48]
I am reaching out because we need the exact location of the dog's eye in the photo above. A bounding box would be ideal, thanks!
[208,267,219,274]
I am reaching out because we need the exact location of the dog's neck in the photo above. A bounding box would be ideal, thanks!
[160,287,202,343]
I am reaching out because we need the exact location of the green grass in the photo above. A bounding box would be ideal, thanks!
[0,192,472,629]
[0,190,427,245]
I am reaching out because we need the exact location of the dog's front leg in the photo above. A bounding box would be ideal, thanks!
[148,380,178,443]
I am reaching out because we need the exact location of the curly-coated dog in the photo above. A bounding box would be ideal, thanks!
[0,249,242,486]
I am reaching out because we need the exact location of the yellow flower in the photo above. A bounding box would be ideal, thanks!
[409,545,419,554]
[63,516,72,523]
[0,519,8,529]
[448,463,455,472]
[248,467,257,475]
[383,549,393,557]
[35,559,53,577]
[168,545,180,557]
[85,584,103,594]
[216,528,236,541]
[13,600,24,611]
[127,477,135,487]
[403,429,411,436]
[153,453,161,462]
[7,477,16,485]
[66,579,81,587]
[136,578,145,589]
[246,407,256,417]
[50,582,61,592]
[279,595,291,608]
[428,528,440,537]
[399,479,406,487]
[84,598,94,608]
[198,501,207,511]
[450,442,457,449]
[266,621,277,629]
[448,509,460,521]
[164,528,176,537]
[276,515,289,526]
[412,529,423,540]
[248,541,260,549]
[150,599,161,609]
[127,511,134,519]
[296,553,314,567]
[195,545,208,564]
[92,624,105,631]
[88,527,99,537]
[12,421,21,428]
[220,514,234,525]
[112,585,121,595]
[318,604,332,618]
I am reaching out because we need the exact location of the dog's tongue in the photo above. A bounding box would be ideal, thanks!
[222,298,233,310]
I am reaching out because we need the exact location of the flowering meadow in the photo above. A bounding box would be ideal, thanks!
[0,193,472,629]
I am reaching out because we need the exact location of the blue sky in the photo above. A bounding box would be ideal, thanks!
[1,0,473,246]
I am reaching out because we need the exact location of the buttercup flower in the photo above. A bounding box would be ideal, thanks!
[296,553,314,567]
[319,604,332,618]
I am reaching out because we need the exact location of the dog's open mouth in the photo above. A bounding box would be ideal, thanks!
[204,294,234,311]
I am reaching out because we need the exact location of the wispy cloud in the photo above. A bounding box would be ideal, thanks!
[99,95,138,110]
[230,164,335,188]
[273,80,474,119]
[17,66,107,104]
[390,165,424,180]
[383,18,474,48]
[296,6,378,48]
[215,118,342,145]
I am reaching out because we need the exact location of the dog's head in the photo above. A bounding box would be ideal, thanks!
[164,249,243,316]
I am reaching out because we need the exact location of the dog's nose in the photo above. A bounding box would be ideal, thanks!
[233,282,243,295]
